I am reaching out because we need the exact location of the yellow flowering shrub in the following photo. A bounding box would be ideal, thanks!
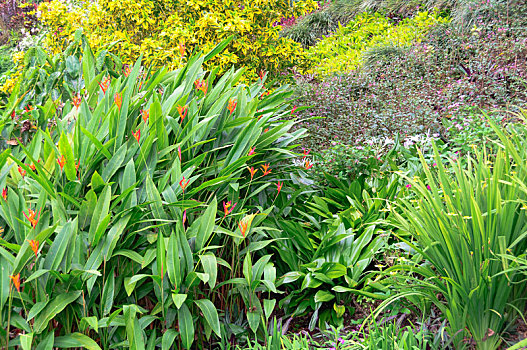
[38,0,317,81]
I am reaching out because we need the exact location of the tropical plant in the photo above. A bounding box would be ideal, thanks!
[272,173,397,329]
[0,34,303,348]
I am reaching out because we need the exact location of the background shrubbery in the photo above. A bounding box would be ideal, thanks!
[38,0,316,82]
[293,6,527,150]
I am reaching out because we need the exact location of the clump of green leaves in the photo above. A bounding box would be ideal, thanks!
[388,120,527,348]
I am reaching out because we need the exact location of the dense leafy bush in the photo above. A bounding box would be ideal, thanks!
[279,2,337,48]
[37,0,316,82]
[0,0,41,43]
[269,170,399,330]
[304,11,448,75]
[0,36,306,348]
[294,12,527,149]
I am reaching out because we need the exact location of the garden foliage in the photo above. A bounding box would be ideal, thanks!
[304,11,448,75]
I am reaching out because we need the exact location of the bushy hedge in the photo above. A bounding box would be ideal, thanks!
[304,11,448,75]
[38,0,316,81]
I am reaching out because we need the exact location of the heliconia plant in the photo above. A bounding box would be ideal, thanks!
[0,33,303,348]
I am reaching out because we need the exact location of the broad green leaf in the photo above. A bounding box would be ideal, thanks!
[54,333,102,350]
[27,300,49,321]
[314,290,335,303]
[101,271,115,316]
[167,232,181,290]
[162,329,179,350]
[178,303,194,349]
[194,299,220,339]
[124,304,145,350]
[20,332,33,350]
[43,219,77,272]
[247,311,260,334]
[172,293,187,309]
[263,299,276,320]
[88,185,111,246]
[34,291,82,334]
[200,253,217,288]
[59,131,76,181]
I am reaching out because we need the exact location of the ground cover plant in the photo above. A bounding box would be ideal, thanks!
[293,4,527,150]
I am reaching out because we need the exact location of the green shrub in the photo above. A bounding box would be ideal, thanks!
[270,171,399,330]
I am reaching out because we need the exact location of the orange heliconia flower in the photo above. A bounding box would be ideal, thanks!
[261,163,271,176]
[28,239,39,257]
[178,40,186,57]
[141,109,149,124]
[99,76,111,94]
[248,147,255,156]
[276,181,283,195]
[182,210,187,226]
[304,159,313,170]
[179,176,190,193]
[223,201,237,217]
[23,208,41,229]
[10,273,21,292]
[123,65,131,77]
[227,99,237,115]
[259,70,266,81]
[264,128,269,133]
[114,93,123,111]
[18,166,26,178]
[73,94,82,109]
[28,160,39,171]
[177,105,188,122]
[2,187,7,200]
[247,166,258,180]
[57,155,65,172]
[25,105,34,113]
[194,79,208,94]
[132,130,141,143]
[238,220,248,237]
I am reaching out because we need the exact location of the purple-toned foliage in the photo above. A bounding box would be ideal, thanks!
[0,0,41,43]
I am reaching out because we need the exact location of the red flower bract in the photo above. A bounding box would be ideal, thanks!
[28,239,39,257]
[247,166,258,180]
[132,130,141,143]
[179,176,190,193]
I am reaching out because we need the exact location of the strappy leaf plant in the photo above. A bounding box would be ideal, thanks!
[388,130,527,349]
